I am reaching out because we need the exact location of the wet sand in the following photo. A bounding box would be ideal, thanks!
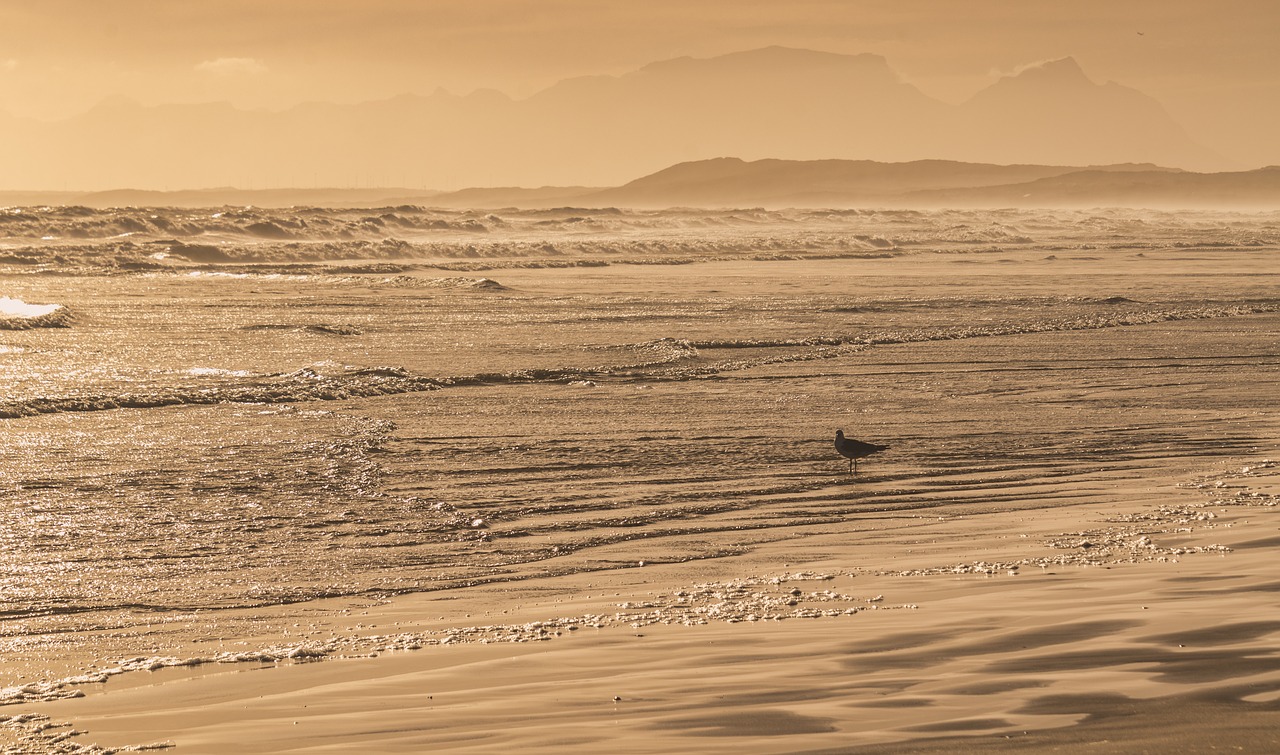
[20,458,1280,753]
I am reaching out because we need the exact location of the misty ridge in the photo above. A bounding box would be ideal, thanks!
[0,46,1252,197]
[7,158,1280,211]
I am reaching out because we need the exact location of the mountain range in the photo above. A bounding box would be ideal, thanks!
[0,47,1231,191]
[6,157,1278,210]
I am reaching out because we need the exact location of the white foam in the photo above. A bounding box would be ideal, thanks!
[185,271,248,278]
[186,367,253,377]
[0,296,62,318]
[184,271,305,280]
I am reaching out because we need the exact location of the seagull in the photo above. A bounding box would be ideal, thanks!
[834,430,888,475]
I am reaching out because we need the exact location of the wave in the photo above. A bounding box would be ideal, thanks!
[0,339,701,420]
[0,297,70,329]
[133,268,512,292]
[240,323,364,336]
[183,367,256,377]
[0,206,498,244]
[642,303,1280,379]
[0,365,442,419]
[181,270,315,281]
[838,304,1279,345]
[1,207,1276,260]
[163,260,419,276]
[365,275,510,290]
[690,336,846,349]
[5,302,1274,420]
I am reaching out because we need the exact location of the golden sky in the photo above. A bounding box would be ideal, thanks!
[1,0,1277,167]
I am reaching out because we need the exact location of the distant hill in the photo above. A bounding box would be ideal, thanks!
[905,165,1280,209]
[586,157,1186,207]
[419,161,1280,210]
[0,47,1231,191]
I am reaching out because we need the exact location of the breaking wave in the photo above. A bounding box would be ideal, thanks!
[240,323,364,336]
[0,297,70,329]
[366,275,510,290]
[0,206,1272,276]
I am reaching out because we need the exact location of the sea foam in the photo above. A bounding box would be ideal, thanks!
[0,296,69,329]
[0,296,60,318]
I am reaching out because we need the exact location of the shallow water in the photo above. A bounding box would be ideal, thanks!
[2,207,1278,692]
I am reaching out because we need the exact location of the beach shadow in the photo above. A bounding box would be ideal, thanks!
[651,709,838,737]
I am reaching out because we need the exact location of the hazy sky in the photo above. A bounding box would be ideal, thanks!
[1,0,1277,166]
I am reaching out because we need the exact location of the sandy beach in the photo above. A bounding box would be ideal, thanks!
[11,455,1280,753]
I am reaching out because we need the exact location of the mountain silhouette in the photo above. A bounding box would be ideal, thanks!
[955,58,1224,170]
[0,47,1230,191]
[572,158,1280,210]
[585,157,1155,207]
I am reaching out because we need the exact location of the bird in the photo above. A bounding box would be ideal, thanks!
[834,430,888,475]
